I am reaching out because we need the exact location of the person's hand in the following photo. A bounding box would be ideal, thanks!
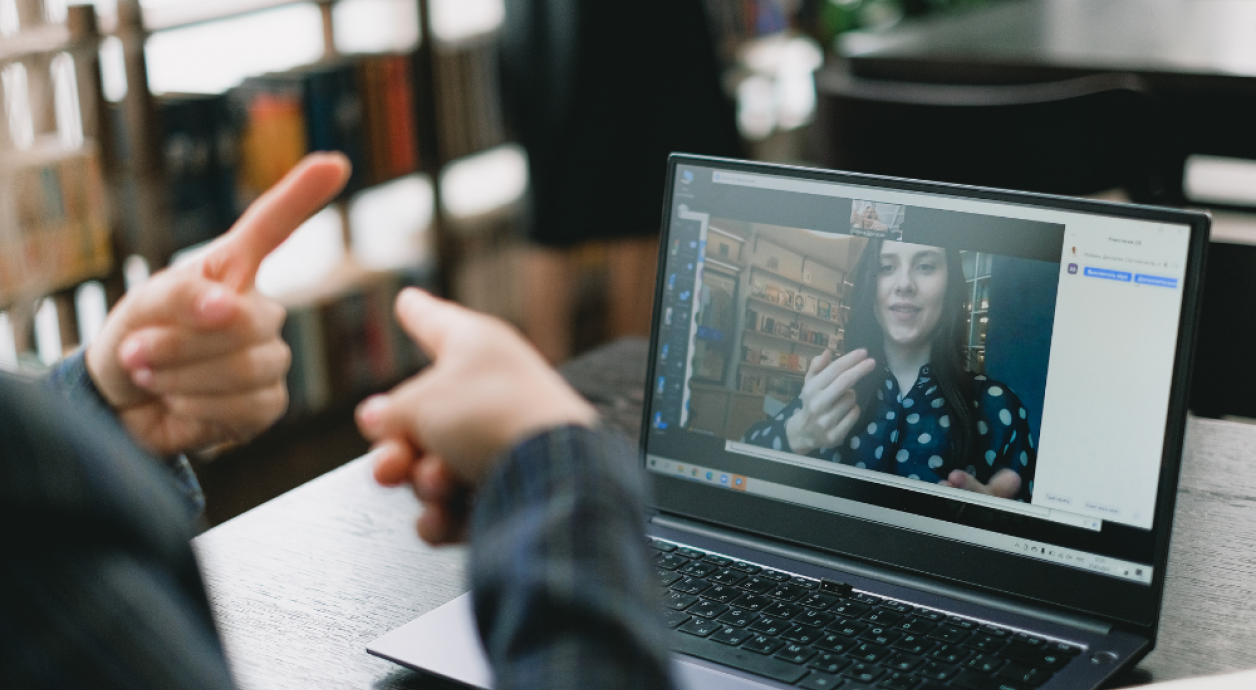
[86,153,351,456]
[940,468,1021,499]
[358,289,599,545]
[783,349,877,455]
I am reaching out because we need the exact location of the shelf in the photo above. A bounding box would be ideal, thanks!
[703,256,744,274]
[739,363,806,378]
[749,264,843,301]
[743,329,831,350]
[747,296,843,326]
[0,24,73,65]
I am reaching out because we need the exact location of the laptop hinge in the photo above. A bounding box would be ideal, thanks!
[650,514,1113,636]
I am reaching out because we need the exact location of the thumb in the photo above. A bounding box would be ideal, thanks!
[948,470,988,494]
[201,152,351,292]
[393,288,486,360]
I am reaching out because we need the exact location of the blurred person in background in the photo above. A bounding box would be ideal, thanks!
[502,0,742,363]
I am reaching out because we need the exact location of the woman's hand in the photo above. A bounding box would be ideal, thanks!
[784,349,877,455]
[941,468,1021,499]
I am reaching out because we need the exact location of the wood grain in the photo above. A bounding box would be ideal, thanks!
[194,339,1256,689]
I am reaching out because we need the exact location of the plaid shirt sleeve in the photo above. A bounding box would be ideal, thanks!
[44,350,206,517]
[469,425,677,690]
[0,373,236,690]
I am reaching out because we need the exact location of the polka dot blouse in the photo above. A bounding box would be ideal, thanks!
[742,364,1038,501]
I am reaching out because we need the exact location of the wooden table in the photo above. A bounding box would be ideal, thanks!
[193,338,1256,689]
[837,0,1256,161]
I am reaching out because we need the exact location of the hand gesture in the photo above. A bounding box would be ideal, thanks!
[784,349,876,455]
[358,289,598,545]
[86,153,352,456]
[940,468,1021,499]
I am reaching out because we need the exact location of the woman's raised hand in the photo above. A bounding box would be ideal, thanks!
[784,349,877,455]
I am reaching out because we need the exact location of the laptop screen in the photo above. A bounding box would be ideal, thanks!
[644,160,1196,589]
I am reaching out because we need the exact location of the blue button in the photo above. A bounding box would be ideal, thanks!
[1135,274,1178,288]
[1084,267,1132,282]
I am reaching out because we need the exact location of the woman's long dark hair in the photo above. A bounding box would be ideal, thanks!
[844,239,976,465]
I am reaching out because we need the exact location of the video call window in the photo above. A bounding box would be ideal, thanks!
[685,219,1058,506]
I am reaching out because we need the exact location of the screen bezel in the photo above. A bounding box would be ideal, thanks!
[640,154,1210,638]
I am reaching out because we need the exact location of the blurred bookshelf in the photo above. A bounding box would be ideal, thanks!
[0,0,521,523]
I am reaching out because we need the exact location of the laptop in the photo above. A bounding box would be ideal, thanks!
[369,155,1210,690]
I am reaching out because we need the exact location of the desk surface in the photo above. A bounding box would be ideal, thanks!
[194,338,1256,689]
[841,0,1256,91]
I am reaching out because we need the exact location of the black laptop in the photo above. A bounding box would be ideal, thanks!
[370,155,1210,690]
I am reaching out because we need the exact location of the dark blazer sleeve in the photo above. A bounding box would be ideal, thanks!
[0,373,236,690]
[469,426,676,690]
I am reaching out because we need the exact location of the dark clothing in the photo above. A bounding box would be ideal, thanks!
[744,364,1038,501]
[502,0,742,247]
[1,363,673,690]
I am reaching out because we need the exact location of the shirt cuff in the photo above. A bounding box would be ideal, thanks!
[44,350,206,519]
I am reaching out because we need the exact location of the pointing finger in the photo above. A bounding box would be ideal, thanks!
[201,153,352,292]
[393,288,494,360]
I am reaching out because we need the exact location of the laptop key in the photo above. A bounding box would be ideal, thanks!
[676,547,706,559]
[736,576,775,594]
[892,633,935,655]
[896,618,938,634]
[703,554,732,566]
[655,553,688,570]
[879,671,924,690]
[996,661,1053,687]
[1044,641,1081,656]
[808,651,850,674]
[669,629,808,684]
[927,624,971,643]
[880,601,913,613]
[742,634,786,655]
[774,642,817,664]
[660,610,691,628]
[701,584,742,604]
[678,618,720,637]
[651,540,677,552]
[964,634,1008,653]
[852,593,882,605]
[842,661,884,683]
[709,568,746,586]
[716,608,754,627]
[731,593,772,612]
[813,633,855,654]
[1012,633,1045,646]
[980,625,1012,638]
[830,601,871,617]
[797,671,845,690]
[951,669,1030,690]
[761,569,791,582]
[766,584,806,602]
[782,625,821,645]
[730,561,762,574]
[884,651,924,672]
[1000,642,1070,669]
[689,600,729,619]
[679,561,718,578]
[671,576,711,595]
[793,609,836,627]
[850,641,889,663]
[917,661,960,681]
[799,592,839,610]
[928,643,969,664]
[663,592,698,610]
[859,625,900,646]
[791,576,820,590]
[862,610,904,626]
[948,617,979,630]
[826,618,868,637]
[763,602,803,619]
[964,652,1006,673]
[913,609,947,622]
[750,617,788,636]
[656,570,683,588]
[710,626,754,646]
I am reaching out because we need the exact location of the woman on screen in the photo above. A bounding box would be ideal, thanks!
[743,239,1037,501]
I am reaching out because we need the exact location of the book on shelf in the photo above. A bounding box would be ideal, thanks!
[157,92,241,252]
[433,38,506,163]
[0,145,112,305]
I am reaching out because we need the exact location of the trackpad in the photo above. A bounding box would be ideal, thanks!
[367,593,770,690]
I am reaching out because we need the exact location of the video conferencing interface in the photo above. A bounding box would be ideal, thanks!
[646,164,1192,585]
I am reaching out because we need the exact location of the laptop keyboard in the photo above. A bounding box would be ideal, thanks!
[651,539,1080,690]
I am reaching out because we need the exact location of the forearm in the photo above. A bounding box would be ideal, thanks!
[469,426,675,690]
